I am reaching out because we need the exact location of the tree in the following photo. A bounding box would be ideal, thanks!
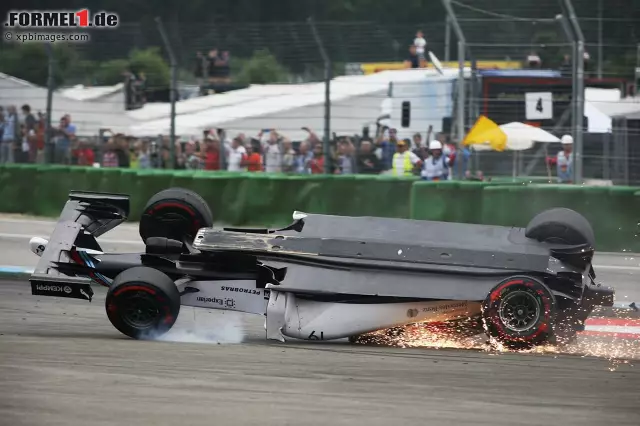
[0,43,79,87]
[234,49,291,85]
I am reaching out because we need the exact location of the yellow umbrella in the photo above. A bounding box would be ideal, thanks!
[462,115,508,152]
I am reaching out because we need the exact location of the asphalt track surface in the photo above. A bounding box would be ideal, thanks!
[1,279,639,426]
[0,215,639,425]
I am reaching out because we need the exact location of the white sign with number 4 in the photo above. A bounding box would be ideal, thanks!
[525,92,553,120]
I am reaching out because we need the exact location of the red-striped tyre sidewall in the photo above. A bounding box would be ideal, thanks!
[482,276,556,349]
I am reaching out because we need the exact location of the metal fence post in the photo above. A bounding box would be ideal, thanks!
[44,43,54,164]
[556,14,577,144]
[444,16,451,62]
[441,0,467,178]
[561,0,586,184]
[308,17,332,174]
[155,17,177,169]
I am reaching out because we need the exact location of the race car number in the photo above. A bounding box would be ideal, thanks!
[308,331,324,340]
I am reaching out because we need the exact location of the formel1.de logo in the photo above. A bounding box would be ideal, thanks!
[4,10,119,29]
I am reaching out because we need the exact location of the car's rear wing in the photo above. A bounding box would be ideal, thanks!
[29,191,130,302]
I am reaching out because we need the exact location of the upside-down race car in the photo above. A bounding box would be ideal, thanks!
[28,188,614,349]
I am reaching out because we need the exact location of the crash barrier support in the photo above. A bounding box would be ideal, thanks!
[0,164,637,252]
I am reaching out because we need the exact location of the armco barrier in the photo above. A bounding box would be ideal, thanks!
[0,164,637,252]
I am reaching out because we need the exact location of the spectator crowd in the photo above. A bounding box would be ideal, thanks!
[0,106,484,181]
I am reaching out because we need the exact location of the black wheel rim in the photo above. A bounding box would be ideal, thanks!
[120,292,160,329]
[498,290,541,332]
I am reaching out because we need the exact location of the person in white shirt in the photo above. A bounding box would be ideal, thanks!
[263,130,282,173]
[556,135,573,183]
[421,140,451,181]
[414,30,427,59]
[226,137,247,172]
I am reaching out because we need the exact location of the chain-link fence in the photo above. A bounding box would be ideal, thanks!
[0,0,638,183]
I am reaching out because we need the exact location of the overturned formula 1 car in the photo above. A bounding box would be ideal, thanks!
[28,188,615,349]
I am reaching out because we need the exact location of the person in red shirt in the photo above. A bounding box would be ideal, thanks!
[307,144,325,174]
[74,141,95,166]
[203,137,220,170]
[244,143,263,172]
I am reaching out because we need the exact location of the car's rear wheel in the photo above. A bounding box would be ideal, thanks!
[482,276,556,350]
[525,207,595,247]
[105,267,180,340]
[139,187,213,246]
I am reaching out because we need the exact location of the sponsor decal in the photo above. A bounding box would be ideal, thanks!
[79,289,90,301]
[196,296,236,309]
[220,285,262,295]
[421,302,467,313]
[36,284,65,292]
[32,282,93,301]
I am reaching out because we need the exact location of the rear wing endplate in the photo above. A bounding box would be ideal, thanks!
[29,191,130,301]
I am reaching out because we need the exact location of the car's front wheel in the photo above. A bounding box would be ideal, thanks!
[105,266,181,340]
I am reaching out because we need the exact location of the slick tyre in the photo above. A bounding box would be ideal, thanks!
[139,188,213,245]
[105,267,180,340]
[482,276,556,350]
[525,208,595,247]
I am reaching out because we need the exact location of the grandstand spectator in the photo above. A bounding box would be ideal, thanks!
[102,140,119,168]
[204,136,221,170]
[131,140,151,169]
[335,139,355,174]
[194,51,208,84]
[301,126,321,146]
[281,138,296,173]
[206,48,231,84]
[356,140,382,174]
[73,140,95,166]
[414,30,427,60]
[294,141,313,174]
[404,45,421,69]
[556,134,573,183]
[183,141,204,170]
[21,104,37,163]
[559,53,572,77]
[376,127,399,171]
[227,136,247,172]
[263,130,282,173]
[307,144,325,174]
[412,132,428,160]
[392,139,422,176]
[207,49,219,82]
[218,51,231,84]
[53,114,76,165]
[114,134,130,168]
[245,143,263,172]
[35,112,45,164]
[1,106,17,164]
